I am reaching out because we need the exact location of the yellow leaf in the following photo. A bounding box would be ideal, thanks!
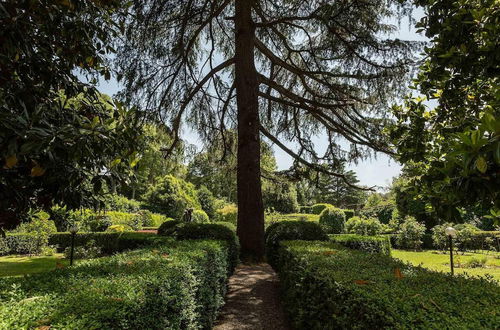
[31,165,46,177]
[476,157,487,173]
[4,155,18,169]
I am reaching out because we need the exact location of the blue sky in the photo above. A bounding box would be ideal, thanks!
[97,8,428,190]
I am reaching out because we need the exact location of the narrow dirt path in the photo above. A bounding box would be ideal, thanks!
[214,263,290,330]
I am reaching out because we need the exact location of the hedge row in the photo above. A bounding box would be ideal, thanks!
[0,239,231,329]
[329,234,391,255]
[265,221,329,269]
[275,240,500,329]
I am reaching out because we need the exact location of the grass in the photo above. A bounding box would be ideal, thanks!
[0,254,70,277]
[392,249,500,281]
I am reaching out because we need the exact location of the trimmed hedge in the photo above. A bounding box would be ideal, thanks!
[0,239,231,329]
[158,220,181,236]
[318,207,345,233]
[275,240,500,329]
[299,206,312,214]
[175,222,240,273]
[329,234,391,255]
[265,221,328,269]
[311,203,334,215]
[48,232,159,254]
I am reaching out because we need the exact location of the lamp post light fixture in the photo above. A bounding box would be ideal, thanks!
[68,224,79,266]
[445,227,457,275]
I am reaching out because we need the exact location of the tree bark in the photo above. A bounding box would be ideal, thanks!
[234,0,265,259]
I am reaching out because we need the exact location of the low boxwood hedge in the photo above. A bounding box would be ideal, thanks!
[329,234,391,255]
[0,239,231,329]
[275,240,500,329]
[175,222,240,273]
[48,232,159,254]
[265,221,328,269]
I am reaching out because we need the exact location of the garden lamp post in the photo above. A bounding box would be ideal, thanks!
[69,224,79,266]
[445,227,457,275]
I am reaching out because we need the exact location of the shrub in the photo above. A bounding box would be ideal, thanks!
[192,209,210,223]
[342,209,355,220]
[431,223,455,251]
[150,213,171,227]
[86,215,113,232]
[158,220,182,236]
[455,223,480,252]
[319,207,346,234]
[311,203,334,215]
[63,239,102,259]
[0,240,231,329]
[175,223,240,273]
[144,175,201,220]
[197,186,216,219]
[105,194,141,212]
[395,216,426,250]
[48,232,159,254]
[299,206,312,214]
[275,240,500,329]
[137,210,155,227]
[329,234,391,255]
[215,204,238,225]
[106,224,133,233]
[265,221,328,269]
[360,201,395,224]
[50,204,71,231]
[0,234,42,255]
[105,211,141,230]
[344,216,383,236]
[12,210,57,255]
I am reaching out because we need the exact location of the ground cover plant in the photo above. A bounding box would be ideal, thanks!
[275,240,500,329]
[0,239,232,329]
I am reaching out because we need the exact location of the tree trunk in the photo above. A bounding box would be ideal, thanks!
[234,0,265,260]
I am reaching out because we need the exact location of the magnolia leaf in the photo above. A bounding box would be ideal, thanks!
[110,158,121,168]
[354,280,369,285]
[475,157,487,173]
[31,165,46,177]
[4,155,18,169]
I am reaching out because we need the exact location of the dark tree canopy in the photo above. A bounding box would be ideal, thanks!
[116,0,419,257]
[0,1,139,229]
[389,0,500,224]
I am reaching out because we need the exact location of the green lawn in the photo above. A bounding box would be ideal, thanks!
[392,249,500,282]
[0,254,70,277]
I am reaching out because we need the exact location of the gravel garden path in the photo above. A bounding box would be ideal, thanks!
[214,263,290,330]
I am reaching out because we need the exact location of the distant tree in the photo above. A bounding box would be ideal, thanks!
[389,0,500,225]
[117,0,418,258]
[120,124,187,200]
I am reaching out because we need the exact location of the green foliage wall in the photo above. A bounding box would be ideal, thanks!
[144,175,201,220]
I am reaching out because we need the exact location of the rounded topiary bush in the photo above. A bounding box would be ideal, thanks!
[311,203,334,215]
[192,209,210,223]
[395,216,426,250]
[265,221,329,269]
[319,207,346,234]
[144,175,201,220]
[345,216,383,236]
[157,220,181,236]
